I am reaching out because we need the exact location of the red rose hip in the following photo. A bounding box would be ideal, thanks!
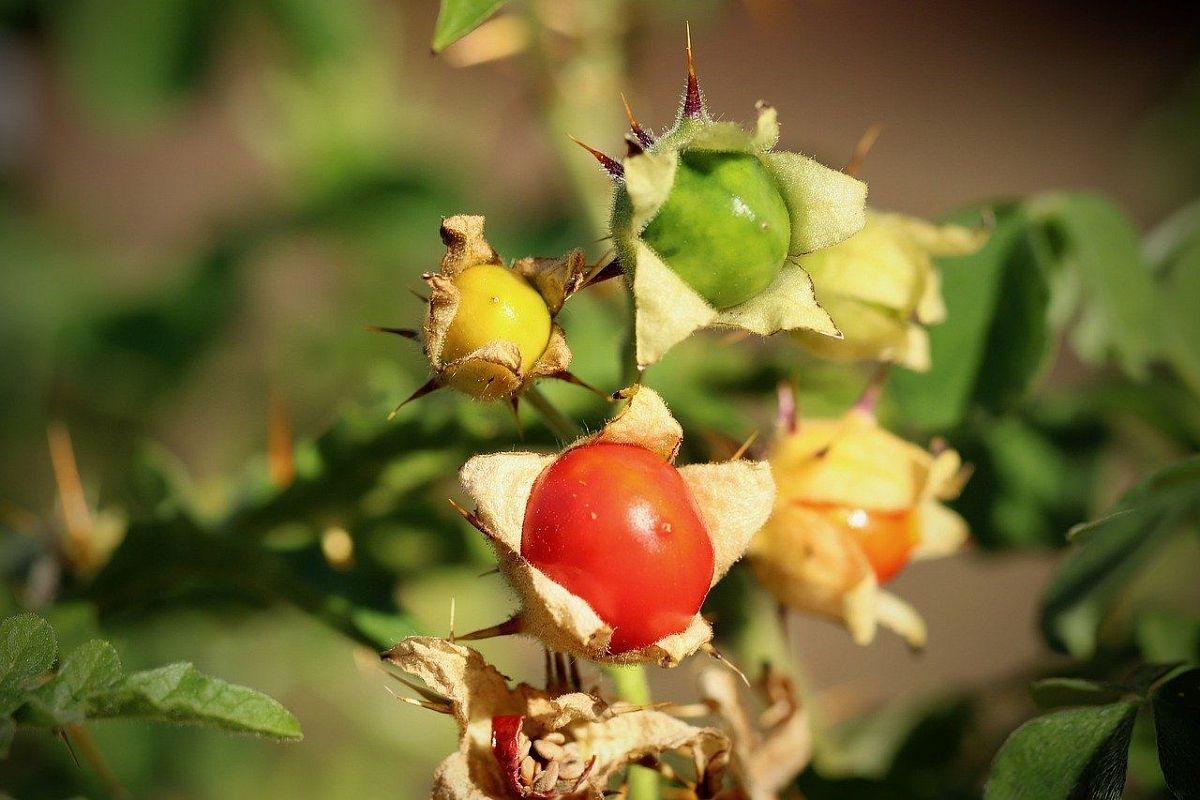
[521,442,715,653]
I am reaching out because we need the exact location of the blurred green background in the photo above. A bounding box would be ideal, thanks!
[1,1,1199,797]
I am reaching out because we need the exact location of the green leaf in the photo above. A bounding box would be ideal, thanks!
[970,228,1053,411]
[0,613,57,715]
[89,663,302,741]
[431,0,509,52]
[985,701,1139,800]
[1030,193,1163,377]
[1161,237,1200,399]
[1040,455,1200,657]
[885,206,1035,430]
[1137,609,1200,664]
[1030,678,1131,711]
[87,518,418,651]
[30,640,123,725]
[1151,667,1200,799]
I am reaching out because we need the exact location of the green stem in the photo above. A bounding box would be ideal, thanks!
[606,665,659,799]
[524,386,582,441]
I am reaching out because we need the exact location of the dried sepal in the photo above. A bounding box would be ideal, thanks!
[383,636,728,799]
[749,407,969,648]
[698,665,811,800]
[793,210,989,369]
[607,52,867,368]
[458,387,775,665]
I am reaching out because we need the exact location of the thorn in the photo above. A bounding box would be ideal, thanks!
[367,325,420,340]
[383,685,453,714]
[621,93,654,148]
[267,390,295,489]
[409,287,430,303]
[568,654,583,692]
[47,422,94,573]
[702,643,750,688]
[854,364,891,416]
[381,669,453,706]
[624,133,644,158]
[447,498,490,536]
[547,370,611,400]
[730,429,760,461]
[509,395,524,439]
[456,616,524,641]
[477,566,500,577]
[845,123,883,178]
[449,597,456,642]
[568,135,624,179]
[553,651,569,692]
[387,377,441,419]
[583,257,625,289]
[683,23,704,120]
[58,729,81,767]
[776,381,797,434]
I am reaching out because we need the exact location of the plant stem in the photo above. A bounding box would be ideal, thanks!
[525,386,582,441]
[606,664,659,799]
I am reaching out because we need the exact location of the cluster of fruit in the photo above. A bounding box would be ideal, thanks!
[379,39,981,800]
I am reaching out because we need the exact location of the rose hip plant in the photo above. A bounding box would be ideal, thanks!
[2,2,1199,799]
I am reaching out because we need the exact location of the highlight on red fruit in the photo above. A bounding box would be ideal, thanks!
[521,442,715,653]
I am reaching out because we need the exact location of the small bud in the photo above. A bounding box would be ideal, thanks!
[794,211,989,370]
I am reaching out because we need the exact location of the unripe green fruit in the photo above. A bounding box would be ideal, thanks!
[440,264,552,399]
[641,151,791,309]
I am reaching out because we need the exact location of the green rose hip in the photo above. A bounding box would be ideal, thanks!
[640,151,791,309]
[576,33,868,367]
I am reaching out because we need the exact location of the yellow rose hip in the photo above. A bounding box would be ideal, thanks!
[440,265,553,399]
[373,216,593,412]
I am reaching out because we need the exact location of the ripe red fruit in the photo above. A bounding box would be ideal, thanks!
[521,443,714,653]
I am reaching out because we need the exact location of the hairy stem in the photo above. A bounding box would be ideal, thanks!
[525,386,582,441]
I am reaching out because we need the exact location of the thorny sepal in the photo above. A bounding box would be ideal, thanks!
[749,405,970,648]
[382,636,729,799]
[604,46,867,367]
[793,211,989,370]
[457,387,775,666]
[697,665,811,800]
[409,215,588,402]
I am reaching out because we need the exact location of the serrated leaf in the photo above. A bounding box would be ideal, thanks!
[1151,667,1200,799]
[985,701,1139,800]
[1031,193,1163,377]
[1040,455,1200,657]
[89,663,301,741]
[1030,678,1131,711]
[31,640,123,724]
[431,0,509,52]
[0,614,57,715]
